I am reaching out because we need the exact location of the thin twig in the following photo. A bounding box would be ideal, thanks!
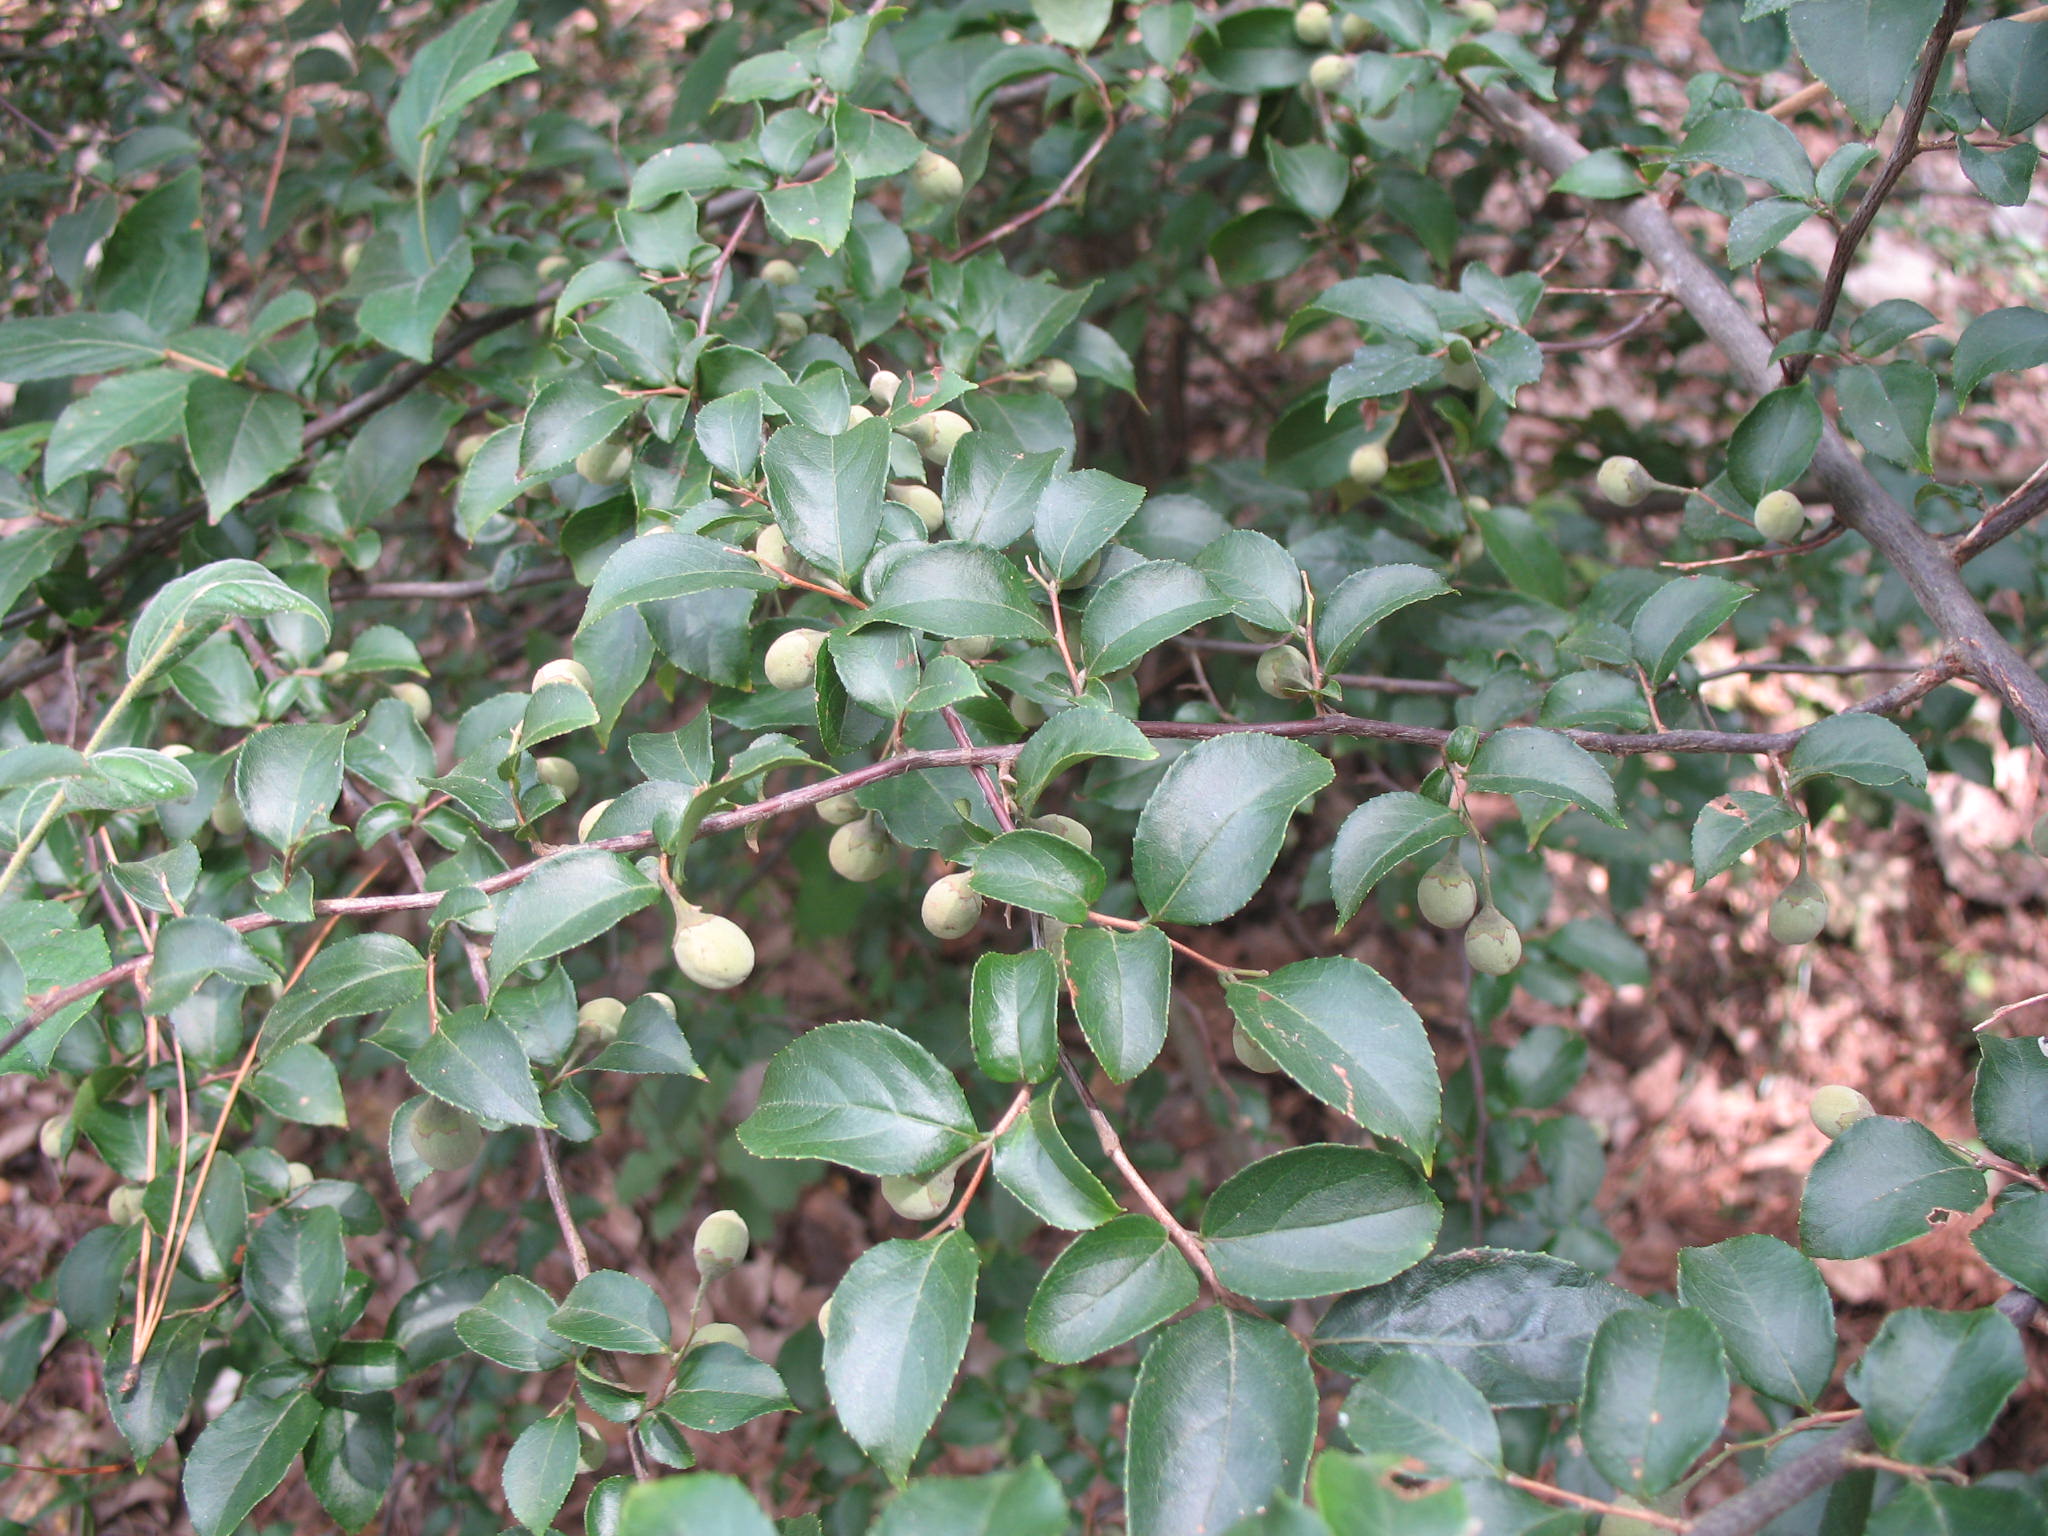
[1951,464,2048,564]
[1538,295,1674,354]
[536,1132,591,1280]
[698,202,759,335]
[1503,1474,1686,1531]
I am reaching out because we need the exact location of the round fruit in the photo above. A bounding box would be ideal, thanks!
[1444,724,1480,767]
[1068,552,1103,588]
[2032,812,2048,859]
[1458,0,1499,25]
[772,309,808,347]
[918,409,973,465]
[1596,455,1655,507]
[339,241,363,276]
[536,254,572,284]
[943,635,994,660]
[1768,871,1828,945]
[453,432,490,469]
[286,1161,315,1193]
[532,658,595,695]
[1232,1022,1280,1073]
[910,150,965,202]
[891,482,945,534]
[1347,442,1389,486]
[817,1298,833,1339]
[1340,10,1373,42]
[1038,358,1078,398]
[673,911,756,989]
[318,650,350,675]
[1464,904,1522,974]
[1010,692,1047,729]
[881,1166,956,1221]
[210,797,247,837]
[761,258,800,287]
[575,440,634,486]
[1810,1083,1874,1139]
[829,816,894,882]
[765,628,828,691]
[693,1208,751,1278]
[815,791,863,825]
[380,683,430,727]
[1256,644,1315,699]
[576,1424,606,1475]
[1294,1,1333,44]
[688,1322,749,1353]
[1308,52,1352,91]
[578,798,615,841]
[38,1114,69,1161]
[108,1186,146,1226]
[1418,852,1479,929]
[1030,813,1093,855]
[1754,489,1808,544]
[921,872,983,939]
[868,368,902,408]
[534,756,580,796]
[575,997,625,1052]
[847,404,874,427]
[753,523,791,570]
[159,743,194,759]
[409,1098,486,1172]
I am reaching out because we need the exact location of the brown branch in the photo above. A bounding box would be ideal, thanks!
[941,113,1116,266]
[301,300,545,449]
[1538,295,1674,354]
[1951,464,2048,564]
[1504,1474,1685,1531]
[1684,1419,1873,1536]
[536,1131,591,1280]
[330,564,571,603]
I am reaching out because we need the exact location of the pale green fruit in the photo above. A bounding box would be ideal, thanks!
[534,756,580,796]
[1068,552,1103,588]
[1463,494,1491,515]
[1009,692,1047,729]
[1754,489,1808,543]
[688,1322,749,1353]
[210,797,247,837]
[2032,813,2048,859]
[1458,0,1498,25]
[575,440,633,486]
[673,912,756,989]
[1347,442,1389,486]
[764,627,828,690]
[881,1166,956,1221]
[453,432,490,469]
[575,997,625,1052]
[286,1161,315,1193]
[38,1114,69,1161]
[761,258,800,287]
[891,482,945,533]
[576,1424,606,1475]
[753,523,791,571]
[1232,1023,1280,1074]
[921,872,983,940]
[380,683,428,726]
[1256,644,1315,699]
[1810,1084,1874,1139]
[1339,10,1373,42]
[536,254,572,284]
[1030,813,1093,855]
[1769,872,1828,945]
[317,649,350,675]
[817,1298,833,1339]
[1417,852,1479,929]
[108,1186,146,1226]
[693,1208,751,1278]
[918,409,973,465]
[942,635,994,660]
[1597,455,1655,507]
[815,791,863,825]
[772,309,808,347]
[1294,1,1332,44]
[1038,358,1078,398]
[829,816,895,882]
[868,368,902,407]
[578,798,615,841]
[159,742,194,759]
[1465,905,1522,974]
[846,404,874,427]
[340,241,363,275]
[409,1098,486,1172]
[1308,53,1351,91]
[532,658,595,695]
[910,150,965,202]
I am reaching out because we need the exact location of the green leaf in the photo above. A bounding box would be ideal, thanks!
[1124,1308,1316,1536]
[1850,298,1939,356]
[1726,382,1822,502]
[1958,140,2039,208]
[1580,1308,1728,1496]
[1210,207,1312,286]
[940,434,1060,548]
[869,1460,1068,1536]
[666,1341,792,1431]
[825,1231,979,1483]
[1329,792,1466,925]
[249,1042,347,1127]
[1846,1307,2024,1464]
[1836,361,1936,469]
[765,417,892,583]
[862,544,1052,642]
[1079,559,1232,680]
[95,171,208,331]
[307,1400,395,1533]
[1789,0,1946,132]
[486,850,660,992]
[1310,1451,1470,1533]
[1542,669,1651,731]
[1314,564,1452,672]
[992,1093,1122,1229]
[761,160,856,254]
[1672,108,1816,198]
[1692,790,1804,888]
[1338,1352,1503,1479]
[1312,1250,1647,1405]
[1325,343,1445,412]
[0,311,164,383]
[738,1020,977,1175]
[1630,576,1751,687]
[1194,529,1303,634]
[1967,17,2048,134]
[127,558,328,679]
[245,1205,349,1363]
[550,1270,671,1354]
[1034,0,1112,48]
[43,368,190,490]
[1727,197,1813,267]
[1026,1215,1197,1364]
[386,0,517,180]
[1677,1234,1836,1407]
[1972,1034,2048,1171]
[183,377,303,522]
[968,829,1106,924]
[457,1275,574,1372]
[182,1389,322,1536]
[1952,306,2048,400]
[1225,957,1439,1154]
[1134,733,1333,923]
[1034,470,1146,582]
[1467,727,1624,828]
[145,915,277,1013]
[106,1318,203,1461]
[618,1474,778,1536]
[261,933,425,1057]
[580,531,776,631]
[235,721,347,851]
[519,378,636,478]
[1799,1115,1986,1259]
[407,1007,551,1128]
[1011,706,1157,816]
[1866,1481,2045,1536]
[590,993,704,1077]
[386,1267,499,1368]
[1201,1145,1441,1301]
[1971,1186,2048,1299]
[504,1410,581,1534]
[1475,506,1571,606]
[1066,924,1171,1082]
[970,949,1060,1083]
[456,423,549,536]
[1784,712,1928,790]
[695,389,763,478]
[1552,148,1648,199]
[1268,140,1352,220]
[358,238,473,362]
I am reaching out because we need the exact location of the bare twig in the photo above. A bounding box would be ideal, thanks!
[331,564,571,602]
[1538,295,1674,354]
[1951,464,2048,564]
[536,1132,591,1280]
[1504,1474,1686,1531]
[1685,1419,1874,1536]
